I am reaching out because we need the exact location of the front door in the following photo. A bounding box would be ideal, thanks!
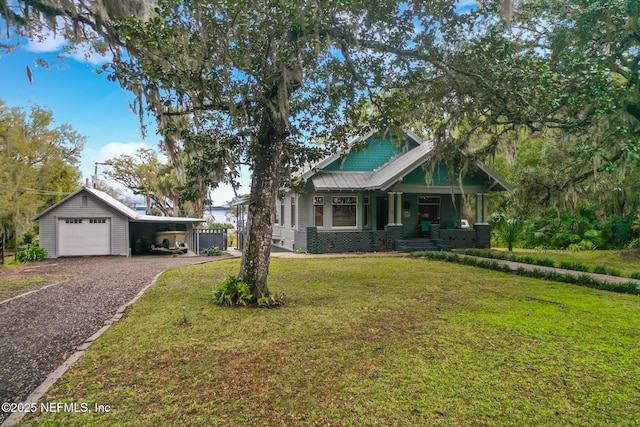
[376,197,388,230]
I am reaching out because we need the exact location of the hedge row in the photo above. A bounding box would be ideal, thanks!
[412,251,639,295]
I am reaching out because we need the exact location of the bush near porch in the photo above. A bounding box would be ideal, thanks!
[24,257,640,426]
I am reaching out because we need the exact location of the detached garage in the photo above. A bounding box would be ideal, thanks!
[34,186,205,258]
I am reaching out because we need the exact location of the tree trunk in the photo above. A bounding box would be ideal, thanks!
[239,102,288,300]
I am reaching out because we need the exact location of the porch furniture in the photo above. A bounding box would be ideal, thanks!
[419,221,431,236]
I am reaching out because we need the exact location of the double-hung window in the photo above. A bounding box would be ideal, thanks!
[313,196,324,227]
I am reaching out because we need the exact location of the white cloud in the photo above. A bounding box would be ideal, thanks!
[69,42,112,66]
[24,30,67,53]
[24,30,111,65]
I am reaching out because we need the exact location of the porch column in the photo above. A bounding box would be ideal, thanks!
[476,193,488,223]
[482,193,488,223]
[395,192,403,226]
[388,192,396,225]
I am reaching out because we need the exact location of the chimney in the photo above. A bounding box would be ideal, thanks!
[85,178,90,188]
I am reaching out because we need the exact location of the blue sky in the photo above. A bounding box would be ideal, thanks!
[0,33,248,206]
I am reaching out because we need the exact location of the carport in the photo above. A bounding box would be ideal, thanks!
[129,219,202,255]
[34,186,205,258]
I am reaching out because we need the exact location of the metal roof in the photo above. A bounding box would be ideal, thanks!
[84,187,140,219]
[311,172,374,191]
[34,187,205,223]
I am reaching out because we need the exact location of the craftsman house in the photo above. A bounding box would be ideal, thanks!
[270,129,512,253]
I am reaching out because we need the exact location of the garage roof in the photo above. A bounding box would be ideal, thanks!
[34,187,205,223]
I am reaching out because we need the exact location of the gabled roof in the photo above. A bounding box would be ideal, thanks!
[298,131,376,181]
[304,128,512,192]
[34,187,205,223]
[362,140,435,190]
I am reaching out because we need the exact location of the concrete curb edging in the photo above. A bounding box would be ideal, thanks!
[0,271,166,427]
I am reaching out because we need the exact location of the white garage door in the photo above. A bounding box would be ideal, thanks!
[58,218,111,256]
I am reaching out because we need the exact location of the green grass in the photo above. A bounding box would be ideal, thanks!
[22,258,640,426]
[0,274,69,301]
[482,248,640,278]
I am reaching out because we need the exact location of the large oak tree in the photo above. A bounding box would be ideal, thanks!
[1,0,479,300]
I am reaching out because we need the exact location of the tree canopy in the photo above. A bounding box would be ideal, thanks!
[103,147,209,217]
[0,99,84,243]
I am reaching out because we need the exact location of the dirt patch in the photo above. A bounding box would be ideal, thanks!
[618,249,640,260]
[0,259,75,279]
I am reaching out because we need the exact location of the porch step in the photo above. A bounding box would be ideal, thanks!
[395,239,451,252]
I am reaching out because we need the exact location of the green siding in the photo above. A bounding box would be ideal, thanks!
[403,163,484,186]
[323,136,412,172]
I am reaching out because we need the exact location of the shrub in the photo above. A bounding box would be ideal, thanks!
[257,292,286,308]
[536,258,555,267]
[631,272,640,280]
[21,230,37,246]
[606,268,622,277]
[17,246,47,263]
[213,276,252,306]
[601,282,639,294]
[208,222,235,229]
[206,246,223,256]
[559,261,590,272]
[593,265,608,275]
[295,248,307,254]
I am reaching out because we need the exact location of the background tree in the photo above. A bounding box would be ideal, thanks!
[0,99,83,255]
[103,147,206,217]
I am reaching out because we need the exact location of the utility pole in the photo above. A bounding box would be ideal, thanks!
[93,162,111,188]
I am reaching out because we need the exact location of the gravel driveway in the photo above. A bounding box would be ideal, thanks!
[0,255,220,423]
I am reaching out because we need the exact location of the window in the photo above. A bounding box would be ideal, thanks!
[65,219,83,224]
[280,201,285,226]
[418,196,440,224]
[290,196,296,228]
[81,196,88,207]
[363,196,370,228]
[89,219,106,224]
[332,196,357,227]
[314,196,324,227]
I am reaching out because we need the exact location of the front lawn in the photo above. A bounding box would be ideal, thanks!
[23,257,640,426]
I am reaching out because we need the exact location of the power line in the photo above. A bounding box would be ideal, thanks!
[0,183,72,196]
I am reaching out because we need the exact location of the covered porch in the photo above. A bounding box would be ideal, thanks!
[382,191,492,251]
[304,191,492,253]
